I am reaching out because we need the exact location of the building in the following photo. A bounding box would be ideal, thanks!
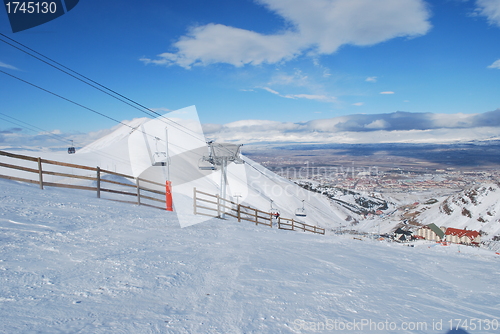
[415,223,445,241]
[415,224,481,245]
[444,227,481,245]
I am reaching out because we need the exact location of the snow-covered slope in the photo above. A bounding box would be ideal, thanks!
[413,183,500,239]
[1,179,500,333]
[0,106,347,229]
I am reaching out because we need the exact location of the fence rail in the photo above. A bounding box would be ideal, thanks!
[193,187,325,235]
[277,217,325,234]
[0,150,168,211]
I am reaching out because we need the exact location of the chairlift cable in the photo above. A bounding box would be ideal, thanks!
[0,69,175,164]
[0,35,239,165]
[0,34,206,145]
[0,112,72,145]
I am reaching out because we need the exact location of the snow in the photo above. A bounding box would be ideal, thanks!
[1,178,500,333]
[0,106,346,229]
[2,106,500,333]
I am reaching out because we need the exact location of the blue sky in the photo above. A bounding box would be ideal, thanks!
[1,0,500,144]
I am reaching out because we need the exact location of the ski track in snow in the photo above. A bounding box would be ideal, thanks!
[1,179,500,333]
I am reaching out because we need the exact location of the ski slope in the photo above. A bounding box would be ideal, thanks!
[1,178,499,333]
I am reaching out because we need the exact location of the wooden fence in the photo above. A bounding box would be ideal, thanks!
[193,187,325,235]
[0,150,167,210]
[277,217,326,234]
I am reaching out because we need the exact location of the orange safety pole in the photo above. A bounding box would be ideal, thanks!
[165,180,173,211]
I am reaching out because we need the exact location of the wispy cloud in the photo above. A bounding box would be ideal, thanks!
[151,107,172,113]
[0,61,18,70]
[261,87,337,102]
[380,91,395,94]
[365,76,377,82]
[262,87,281,95]
[487,59,500,69]
[475,0,500,27]
[352,102,364,106]
[141,0,431,68]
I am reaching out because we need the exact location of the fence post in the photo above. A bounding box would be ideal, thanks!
[37,157,43,190]
[96,167,101,198]
[193,187,197,215]
[216,194,221,218]
[136,178,141,205]
[237,204,241,222]
[254,209,258,225]
[291,219,295,231]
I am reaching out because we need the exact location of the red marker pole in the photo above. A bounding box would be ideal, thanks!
[166,180,173,211]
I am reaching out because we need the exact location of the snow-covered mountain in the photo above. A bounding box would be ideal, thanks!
[408,183,500,240]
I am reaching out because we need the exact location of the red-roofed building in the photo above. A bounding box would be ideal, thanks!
[444,228,481,245]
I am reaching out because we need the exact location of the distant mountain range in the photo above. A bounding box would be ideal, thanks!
[204,109,500,145]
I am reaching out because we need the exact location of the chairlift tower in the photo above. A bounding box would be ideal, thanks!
[141,126,173,211]
[199,141,243,218]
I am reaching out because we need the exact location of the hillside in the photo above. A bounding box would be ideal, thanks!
[1,179,500,333]
[0,106,351,229]
[410,183,500,240]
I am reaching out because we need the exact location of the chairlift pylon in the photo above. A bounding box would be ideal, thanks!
[67,140,76,154]
[295,200,307,217]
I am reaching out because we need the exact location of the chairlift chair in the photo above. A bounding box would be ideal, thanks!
[151,136,169,166]
[152,152,168,166]
[67,140,76,154]
[198,157,217,170]
[295,200,307,217]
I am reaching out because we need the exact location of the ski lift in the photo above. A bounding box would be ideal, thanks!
[295,200,307,217]
[152,136,168,166]
[198,156,217,170]
[198,141,243,171]
[67,140,76,154]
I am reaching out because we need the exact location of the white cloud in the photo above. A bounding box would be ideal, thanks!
[487,58,500,69]
[0,61,18,70]
[142,0,431,68]
[364,119,389,129]
[380,91,395,94]
[203,109,500,144]
[262,87,281,95]
[365,76,377,82]
[284,93,337,102]
[151,107,172,113]
[268,70,310,87]
[352,102,364,106]
[261,87,336,102]
[476,0,500,27]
